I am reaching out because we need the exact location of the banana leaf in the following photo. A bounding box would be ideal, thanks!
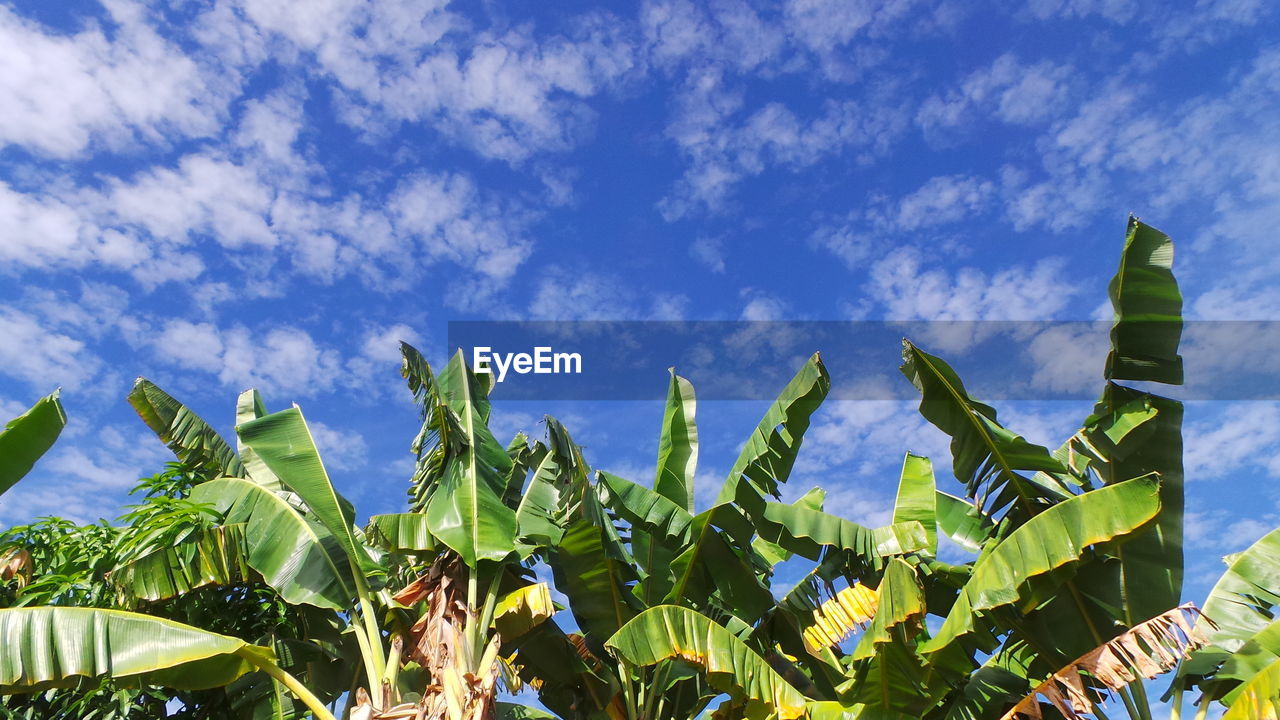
[900,342,1067,517]
[0,607,275,692]
[923,475,1162,654]
[655,369,698,512]
[129,379,244,480]
[893,453,937,555]
[192,478,357,611]
[110,523,255,604]
[236,406,374,574]
[1105,216,1183,384]
[606,605,809,720]
[715,353,830,515]
[0,390,66,498]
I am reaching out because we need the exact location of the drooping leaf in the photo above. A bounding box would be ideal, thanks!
[598,471,694,545]
[606,605,809,720]
[365,513,438,554]
[514,437,571,556]
[1106,216,1183,385]
[0,607,275,692]
[1000,604,1208,720]
[552,494,641,645]
[754,488,825,568]
[655,369,698,513]
[191,478,356,610]
[893,453,937,555]
[755,502,929,565]
[924,475,1162,654]
[0,390,66,498]
[128,379,244,480]
[715,353,830,515]
[664,506,775,623]
[110,524,255,604]
[900,341,1067,517]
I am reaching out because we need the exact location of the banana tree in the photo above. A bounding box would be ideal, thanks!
[3,361,560,719]
[606,217,1205,720]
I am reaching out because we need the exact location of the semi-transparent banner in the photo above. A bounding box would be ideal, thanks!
[446,321,1277,401]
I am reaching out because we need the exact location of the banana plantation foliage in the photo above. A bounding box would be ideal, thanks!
[1,218,1277,719]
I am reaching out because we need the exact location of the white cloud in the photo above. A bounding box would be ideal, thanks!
[154,320,225,373]
[0,1,235,158]
[811,174,995,270]
[889,175,995,231]
[661,97,907,218]
[390,173,534,281]
[865,249,1074,322]
[307,420,369,471]
[219,326,343,398]
[690,236,726,273]
[0,308,100,391]
[526,268,687,320]
[201,0,637,163]
[917,54,1075,139]
[1185,402,1280,482]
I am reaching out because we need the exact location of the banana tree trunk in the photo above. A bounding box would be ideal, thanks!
[355,555,501,720]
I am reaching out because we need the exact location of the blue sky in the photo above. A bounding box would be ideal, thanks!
[2,0,1280,660]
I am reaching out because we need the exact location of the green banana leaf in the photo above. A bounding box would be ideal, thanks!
[234,389,287,492]
[1217,619,1280,688]
[552,489,641,645]
[0,607,275,692]
[900,341,1067,516]
[0,390,66,498]
[663,506,775,623]
[715,353,830,515]
[1221,656,1280,719]
[1184,527,1280,677]
[923,475,1162,654]
[514,436,572,556]
[893,453,937,555]
[192,478,357,610]
[424,352,518,567]
[851,558,925,660]
[935,492,994,553]
[597,471,694,544]
[1106,217,1183,384]
[655,369,698,512]
[1095,383,1185,626]
[236,406,370,572]
[365,513,438,554]
[606,605,809,720]
[753,488,826,567]
[110,523,255,603]
[503,620,617,719]
[755,502,929,565]
[128,379,244,479]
